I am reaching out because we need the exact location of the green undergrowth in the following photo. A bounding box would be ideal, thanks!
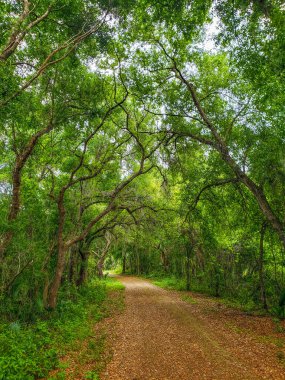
[181,294,198,304]
[215,297,261,314]
[104,276,125,291]
[143,274,282,317]
[143,274,187,291]
[0,277,124,380]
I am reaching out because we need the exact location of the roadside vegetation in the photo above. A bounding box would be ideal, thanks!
[146,274,267,314]
[0,278,124,380]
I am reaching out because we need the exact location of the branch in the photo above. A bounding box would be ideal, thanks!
[171,130,216,147]
[0,12,108,107]
[143,106,204,125]
[191,178,239,210]
[4,259,34,293]
[16,122,54,172]
[0,3,51,61]
[69,92,128,183]
[65,160,150,248]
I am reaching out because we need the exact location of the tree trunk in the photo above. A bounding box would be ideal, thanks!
[136,244,140,275]
[97,258,104,279]
[186,245,191,291]
[46,191,66,309]
[0,123,54,259]
[215,275,220,297]
[97,233,112,279]
[47,243,67,309]
[159,245,169,273]
[259,222,268,310]
[130,255,134,274]
[0,160,23,259]
[225,159,285,251]
[77,249,89,286]
[68,246,78,284]
[122,250,126,274]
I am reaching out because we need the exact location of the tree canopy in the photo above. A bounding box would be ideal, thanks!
[0,0,285,320]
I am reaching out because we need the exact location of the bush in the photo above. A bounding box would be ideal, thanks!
[0,321,57,380]
[0,280,112,380]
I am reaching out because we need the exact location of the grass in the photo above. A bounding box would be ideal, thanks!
[225,322,248,335]
[142,274,273,317]
[0,277,125,380]
[146,275,187,291]
[276,350,285,364]
[104,276,125,291]
[143,275,198,304]
[181,294,197,304]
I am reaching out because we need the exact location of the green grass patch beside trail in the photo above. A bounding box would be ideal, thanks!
[143,274,272,316]
[181,294,197,304]
[104,276,125,291]
[0,277,124,380]
[147,275,187,291]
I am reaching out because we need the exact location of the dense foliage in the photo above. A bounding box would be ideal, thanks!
[0,278,123,379]
[0,0,285,345]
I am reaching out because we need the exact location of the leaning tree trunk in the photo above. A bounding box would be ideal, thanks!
[173,66,285,251]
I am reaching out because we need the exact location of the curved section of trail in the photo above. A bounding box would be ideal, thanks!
[101,276,285,380]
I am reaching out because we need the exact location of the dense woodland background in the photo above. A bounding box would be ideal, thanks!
[0,0,285,377]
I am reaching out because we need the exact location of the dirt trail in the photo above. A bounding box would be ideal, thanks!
[101,276,285,380]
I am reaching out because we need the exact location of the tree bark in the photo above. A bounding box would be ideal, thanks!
[122,249,126,274]
[46,189,66,309]
[68,245,78,284]
[77,249,89,286]
[46,243,67,309]
[97,234,112,279]
[97,258,104,279]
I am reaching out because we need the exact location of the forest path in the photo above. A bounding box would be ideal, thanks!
[101,275,285,380]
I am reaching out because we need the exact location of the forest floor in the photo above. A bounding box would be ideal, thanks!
[100,275,285,380]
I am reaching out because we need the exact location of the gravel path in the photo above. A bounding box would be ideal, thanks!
[101,276,285,380]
